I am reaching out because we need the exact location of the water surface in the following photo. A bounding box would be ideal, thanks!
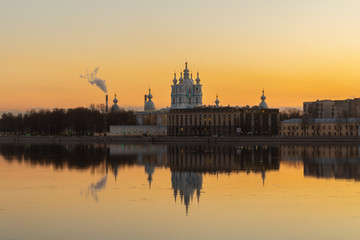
[1,143,360,240]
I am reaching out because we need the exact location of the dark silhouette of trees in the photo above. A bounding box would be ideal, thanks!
[280,108,302,121]
[0,107,136,136]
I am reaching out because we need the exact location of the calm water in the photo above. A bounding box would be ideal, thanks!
[1,143,360,240]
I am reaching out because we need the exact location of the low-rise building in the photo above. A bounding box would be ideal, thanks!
[109,125,167,136]
[280,118,360,137]
[168,106,279,136]
[303,98,360,118]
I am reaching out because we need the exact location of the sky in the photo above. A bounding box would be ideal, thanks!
[1,0,360,112]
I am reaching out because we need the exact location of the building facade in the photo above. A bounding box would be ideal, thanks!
[171,62,203,109]
[280,118,360,137]
[136,88,169,126]
[303,98,360,118]
[109,125,167,136]
[168,106,279,136]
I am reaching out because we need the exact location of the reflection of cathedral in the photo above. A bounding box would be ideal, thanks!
[171,171,202,215]
[15,143,360,215]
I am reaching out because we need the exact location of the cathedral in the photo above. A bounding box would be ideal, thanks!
[171,62,203,109]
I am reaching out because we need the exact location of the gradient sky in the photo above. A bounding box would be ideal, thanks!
[1,0,360,112]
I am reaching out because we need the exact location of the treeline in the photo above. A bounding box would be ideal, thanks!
[0,107,136,136]
[279,108,302,121]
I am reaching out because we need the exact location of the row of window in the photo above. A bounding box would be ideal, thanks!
[283,125,355,131]
[283,131,356,136]
[171,114,237,126]
[172,97,199,104]
[172,87,200,94]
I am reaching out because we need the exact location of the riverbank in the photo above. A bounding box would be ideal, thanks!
[1,135,360,144]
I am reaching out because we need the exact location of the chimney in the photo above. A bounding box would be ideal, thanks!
[106,95,108,112]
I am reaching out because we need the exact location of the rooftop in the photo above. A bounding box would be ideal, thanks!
[282,118,360,124]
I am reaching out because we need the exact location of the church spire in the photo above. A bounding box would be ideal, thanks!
[147,87,153,100]
[179,71,183,83]
[195,72,200,84]
[183,61,189,79]
[215,94,219,107]
[173,72,177,85]
[259,88,268,108]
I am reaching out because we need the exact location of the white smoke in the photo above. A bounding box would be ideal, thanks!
[85,175,108,202]
[80,67,108,94]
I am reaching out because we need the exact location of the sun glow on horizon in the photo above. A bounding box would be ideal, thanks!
[1,0,360,112]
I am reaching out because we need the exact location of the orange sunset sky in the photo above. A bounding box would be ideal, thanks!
[1,0,360,112]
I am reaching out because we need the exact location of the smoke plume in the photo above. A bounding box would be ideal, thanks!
[85,175,108,202]
[80,67,108,94]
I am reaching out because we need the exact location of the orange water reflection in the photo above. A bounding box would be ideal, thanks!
[1,144,360,240]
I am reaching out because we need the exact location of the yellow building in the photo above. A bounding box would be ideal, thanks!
[280,118,360,137]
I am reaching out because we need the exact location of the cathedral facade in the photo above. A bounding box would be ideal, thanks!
[171,62,203,109]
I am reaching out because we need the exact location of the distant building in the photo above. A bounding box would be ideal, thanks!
[108,125,166,136]
[171,62,203,109]
[110,89,168,136]
[110,62,278,137]
[280,118,360,137]
[136,88,169,126]
[259,89,268,109]
[144,88,155,112]
[110,94,120,112]
[303,98,360,118]
[168,105,279,136]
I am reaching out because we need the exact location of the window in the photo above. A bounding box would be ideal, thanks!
[179,97,181,103]
[189,98,191,104]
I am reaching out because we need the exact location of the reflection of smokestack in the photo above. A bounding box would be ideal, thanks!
[106,95,108,112]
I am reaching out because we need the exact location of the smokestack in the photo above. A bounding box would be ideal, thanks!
[106,95,108,112]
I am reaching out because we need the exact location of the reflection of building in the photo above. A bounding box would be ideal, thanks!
[168,145,279,175]
[108,144,168,186]
[280,118,360,137]
[145,164,155,188]
[172,171,202,215]
[168,106,279,136]
[281,145,360,180]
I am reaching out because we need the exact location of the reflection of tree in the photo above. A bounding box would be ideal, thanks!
[1,143,283,215]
